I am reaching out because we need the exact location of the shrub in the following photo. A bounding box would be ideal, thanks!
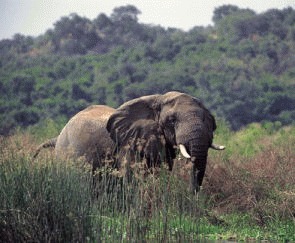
[205,125,295,224]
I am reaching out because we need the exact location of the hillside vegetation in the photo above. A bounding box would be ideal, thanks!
[1,5,295,135]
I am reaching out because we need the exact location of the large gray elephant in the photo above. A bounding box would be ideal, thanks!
[107,91,225,193]
[34,105,116,171]
[34,91,224,192]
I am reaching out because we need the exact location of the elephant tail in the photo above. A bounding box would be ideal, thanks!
[33,137,57,159]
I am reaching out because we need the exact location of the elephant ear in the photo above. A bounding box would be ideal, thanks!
[106,94,161,147]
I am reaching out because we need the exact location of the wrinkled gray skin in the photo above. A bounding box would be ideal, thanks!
[107,91,225,193]
[34,105,116,171]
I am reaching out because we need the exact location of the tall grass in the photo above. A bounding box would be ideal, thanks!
[0,136,93,242]
[0,122,294,241]
[91,168,204,242]
[0,133,205,242]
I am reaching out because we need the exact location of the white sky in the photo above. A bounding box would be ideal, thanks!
[1,0,295,40]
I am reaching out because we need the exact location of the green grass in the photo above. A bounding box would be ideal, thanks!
[0,147,93,242]
[0,123,294,241]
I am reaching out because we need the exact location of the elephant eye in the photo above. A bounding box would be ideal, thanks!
[166,115,176,126]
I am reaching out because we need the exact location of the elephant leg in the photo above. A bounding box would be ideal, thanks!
[165,144,175,171]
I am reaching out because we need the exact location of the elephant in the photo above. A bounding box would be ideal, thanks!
[34,105,116,172]
[106,91,225,193]
[34,91,225,192]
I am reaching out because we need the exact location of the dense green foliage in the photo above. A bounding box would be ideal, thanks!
[1,5,295,134]
[0,122,294,241]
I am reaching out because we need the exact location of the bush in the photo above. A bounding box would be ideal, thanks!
[205,125,295,224]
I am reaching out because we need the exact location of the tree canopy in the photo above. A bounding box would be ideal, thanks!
[0,5,295,135]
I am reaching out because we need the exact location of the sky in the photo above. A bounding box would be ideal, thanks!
[1,0,295,40]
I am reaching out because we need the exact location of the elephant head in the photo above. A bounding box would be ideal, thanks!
[107,91,225,193]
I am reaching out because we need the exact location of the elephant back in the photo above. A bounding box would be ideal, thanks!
[55,105,115,162]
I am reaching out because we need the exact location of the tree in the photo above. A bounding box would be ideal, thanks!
[53,13,99,54]
[94,13,113,30]
[11,74,36,105]
[216,7,256,42]
[213,5,240,24]
[13,108,39,127]
[111,5,141,22]
[11,34,34,53]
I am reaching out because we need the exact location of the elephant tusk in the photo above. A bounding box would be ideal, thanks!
[211,143,226,150]
[179,144,191,158]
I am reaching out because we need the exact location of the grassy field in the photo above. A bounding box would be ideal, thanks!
[0,121,294,242]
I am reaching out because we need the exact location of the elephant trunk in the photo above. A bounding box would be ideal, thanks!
[176,117,224,193]
[190,146,209,193]
[179,142,209,193]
